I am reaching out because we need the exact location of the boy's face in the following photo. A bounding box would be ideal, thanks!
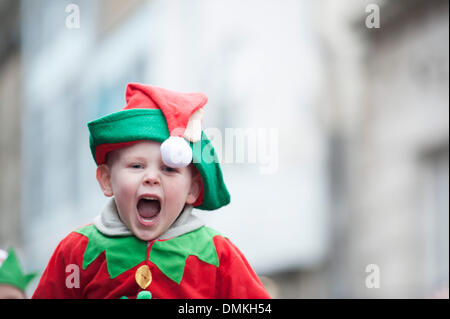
[96,140,202,241]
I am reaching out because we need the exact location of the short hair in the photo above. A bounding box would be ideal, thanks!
[104,150,120,168]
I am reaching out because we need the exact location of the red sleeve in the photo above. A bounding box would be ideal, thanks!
[32,232,88,299]
[214,237,271,299]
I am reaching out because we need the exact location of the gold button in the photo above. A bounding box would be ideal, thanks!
[135,265,152,289]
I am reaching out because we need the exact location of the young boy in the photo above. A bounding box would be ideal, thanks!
[32,83,270,299]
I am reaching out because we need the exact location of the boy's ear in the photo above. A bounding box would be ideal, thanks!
[186,168,202,205]
[96,164,114,197]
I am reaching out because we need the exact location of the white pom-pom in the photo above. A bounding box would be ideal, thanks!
[160,136,193,168]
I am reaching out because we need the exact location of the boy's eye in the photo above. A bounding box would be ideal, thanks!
[130,164,144,169]
[162,166,176,172]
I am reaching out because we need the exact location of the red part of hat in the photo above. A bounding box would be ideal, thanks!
[123,83,208,137]
[95,140,142,166]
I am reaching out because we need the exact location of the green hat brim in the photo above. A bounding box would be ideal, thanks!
[87,109,230,210]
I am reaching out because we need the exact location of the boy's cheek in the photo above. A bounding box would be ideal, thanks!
[113,173,138,195]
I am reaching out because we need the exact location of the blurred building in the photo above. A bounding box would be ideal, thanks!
[0,0,448,298]
[0,0,22,248]
[317,0,449,298]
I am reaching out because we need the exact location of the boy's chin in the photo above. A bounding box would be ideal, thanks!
[134,229,159,242]
[132,224,162,242]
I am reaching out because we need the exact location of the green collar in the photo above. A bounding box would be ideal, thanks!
[75,225,222,284]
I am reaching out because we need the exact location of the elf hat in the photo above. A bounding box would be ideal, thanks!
[87,83,230,211]
[0,247,37,292]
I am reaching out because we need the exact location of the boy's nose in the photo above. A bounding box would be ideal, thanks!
[143,172,160,186]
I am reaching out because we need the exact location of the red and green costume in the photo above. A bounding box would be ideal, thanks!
[32,83,270,299]
[32,221,269,299]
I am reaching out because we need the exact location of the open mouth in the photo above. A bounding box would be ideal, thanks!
[137,197,161,225]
